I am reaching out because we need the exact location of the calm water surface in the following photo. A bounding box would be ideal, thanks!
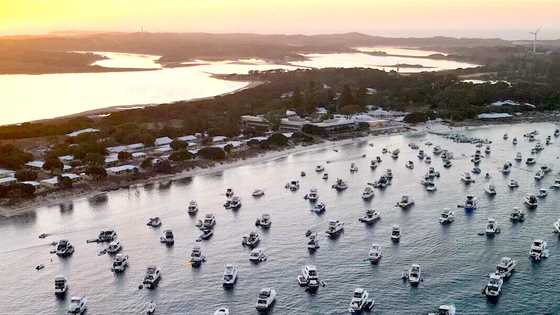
[0,48,478,125]
[2,123,560,314]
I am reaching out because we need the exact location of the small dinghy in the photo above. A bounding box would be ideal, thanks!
[146,301,156,314]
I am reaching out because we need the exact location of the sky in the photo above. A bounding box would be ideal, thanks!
[1,0,559,39]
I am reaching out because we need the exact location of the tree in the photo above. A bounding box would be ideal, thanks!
[265,133,289,146]
[84,152,104,166]
[57,175,73,189]
[0,144,33,170]
[118,151,132,161]
[43,157,63,174]
[154,159,172,173]
[170,139,187,151]
[86,165,107,179]
[169,150,194,161]
[339,84,355,106]
[140,157,154,169]
[198,147,226,160]
[15,169,37,181]
[403,112,430,124]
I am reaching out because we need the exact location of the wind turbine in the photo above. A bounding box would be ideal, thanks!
[529,27,541,54]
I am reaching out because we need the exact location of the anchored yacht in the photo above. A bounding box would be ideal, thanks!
[439,209,454,225]
[484,273,503,298]
[142,265,161,289]
[307,232,320,250]
[190,246,205,267]
[252,189,265,197]
[553,219,560,233]
[285,180,300,191]
[242,231,261,248]
[463,195,478,211]
[396,195,414,209]
[255,288,276,311]
[160,229,174,245]
[305,188,319,202]
[514,152,522,161]
[407,264,422,286]
[107,240,122,254]
[97,229,117,242]
[508,179,519,188]
[359,209,381,224]
[249,248,267,263]
[54,275,68,296]
[461,172,475,184]
[332,178,348,191]
[187,200,199,215]
[495,257,516,278]
[524,194,538,209]
[56,240,75,257]
[484,184,497,195]
[529,239,548,261]
[315,165,325,172]
[368,244,382,264]
[312,202,326,214]
[370,160,378,169]
[350,163,359,173]
[67,296,87,314]
[348,288,375,313]
[485,218,501,236]
[202,214,216,229]
[146,217,161,228]
[509,208,525,222]
[297,265,320,291]
[405,160,414,169]
[255,214,272,228]
[391,225,401,242]
[111,254,129,272]
[222,264,239,287]
[361,186,375,200]
[325,220,344,237]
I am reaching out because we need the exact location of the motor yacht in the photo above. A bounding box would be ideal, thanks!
[461,172,475,184]
[225,188,234,198]
[332,178,348,191]
[325,220,344,237]
[214,308,229,315]
[67,296,87,314]
[552,178,560,190]
[97,229,117,242]
[190,246,205,267]
[202,214,216,229]
[464,195,478,211]
[512,137,518,145]
[315,165,325,172]
[368,244,382,264]
[370,160,378,169]
[305,188,319,202]
[187,200,199,215]
[405,160,414,169]
[471,156,482,165]
[485,146,491,154]
[495,257,516,278]
[297,265,320,291]
[555,129,560,137]
[255,288,276,311]
[537,188,548,198]
[242,231,261,248]
[54,275,68,296]
[107,240,122,254]
[417,150,425,160]
[484,184,497,196]
[359,209,380,224]
[249,248,267,263]
[230,196,242,209]
[301,171,306,177]
[350,163,359,173]
[382,147,388,154]
[524,194,538,209]
[439,209,454,224]
[508,179,519,188]
[503,133,508,140]
[160,229,174,245]
[509,208,525,222]
[222,264,239,287]
[199,228,214,240]
[252,189,265,197]
[146,302,156,315]
[348,288,375,313]
[371,176,390,189]
[425,156,432,164]
[111,254,129,273]
[385,169,393,179]
[322,173,329,180]
[391,149,400,159]
[540,165,552,173]
[514,152,522,161]
[396,195,414,209]
[255,214,272,228]
[146,217,162,228]
[425,181,437,192]
[433,146,443,155]
[485,218,501,236]
[361,186,375,200]
[142,265,161,289]
[427,167,440,178]
[428,305,456,315]
[553,219,560,233]
[484,273,503,298]
[307,232,320,250]
[443,159,452,168]
[501,162,512,174]
[472,167,481,174]
[529,239,548,261]
[526,157,536,165]
[535,170,545,181]
[285,180,300,191]
[391,225,401,242]
[376,156,382,163]
[56,240,75,257]
[312,202,326,214]
[407,264,422,286]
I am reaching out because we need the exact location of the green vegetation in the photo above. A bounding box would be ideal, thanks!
[0,144,33,170]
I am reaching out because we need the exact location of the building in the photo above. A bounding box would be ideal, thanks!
[25,160,45,170]
[304,118,358,138]
[106,143,145,154]
[106,165,139,176]
[154,137,173,147]
[0,177,16,186]
[212,136,228,144]
[104,154,119,166]
[0,169,16,179]
[177,135,198,143]
[279,117,309,133]
[240,115,272,131]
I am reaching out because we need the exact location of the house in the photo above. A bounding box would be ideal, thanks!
[279,117,309,133]
[107,143,145,154]
[240,115,272,131]
[58,155,75,163]
[25,160,45,170]
[0,177,16,186]
[132,152,147,159]
[104,154,119,166]
[40,177,59,189]
[212,136,228,144]
[61,173,81,183]
[177,135,198,143]
[154,137,173,147]
[106,165,139,176]
[66,128,100,137]
[0,169,16,179]
[107,145,127,154]
[155,145,172,154]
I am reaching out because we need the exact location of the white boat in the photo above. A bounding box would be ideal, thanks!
[297,265,320,290]
[222,264,239,287]
[56,240,75,257]
[503,133,508,140]
[552,178,560,190]
[425,156,432,164]
[214,308,229,315]
[146,302,156,315]
[391,149,400,159]
[370,160,378,169]
[485,218,501,235]
[54,275,68,296]
[513,137,518,145]
[524,194,538,209]
[553,219,560,233]
[312,202,326,213]
[199,228,213,240]
[376,156,382,163]
[555,129,560,137]
[348,288,375,313]
[508,179,519,188]
[495,257,516,278]
[540,165,552,173]
[372,176,390,188]
[255,214,272,228]
[252,189,265,197]
[142,265,161,289]
[509,208,525,222]
[285,180,300,191]
[190,246,205,267]
[425,181,437,192]
[439,209,454,224]
[202,214,216,229]
[484,273,503,298]
[514,152,522,161]
[111,254,129,272]
[305,188,319,202]
[407,264,421,286]
[485,146,491,154]
[230,196,242,209]
[107,240,122,254]
[315,165,325,172]
[396,195,414,209]
[332,178,348,191]
[67,296,87,314]
[464,195,478,211]
[225,188,234,198]
[361,186,375,200]
[426,167,440,178]
[529,239,548,261]
[325,220,344,237]
[501,162,512,174]
[461,172,475,184]
[249,248,267,263]
[146,217,162,227]
[307,232,320,250]
[242,231,261,248]
[534,170,544,180]
[484,184,497,195]
[428,305,456,315]
[160,229,174,245]
[255,288,276,311]
[526,157,536,165]
[359,209,380,224]
[385,169,393,179]
[350,163,359,173]
[368,244,382,264]
[301,171,306,177]
[322,173,329,180]
[391,225,401,242]
[472,167,481,174]
[433,146,443,155]
[97,229,117,242]
[187,200,199,215]
[417,150,425,159]
[405,160,414,169]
